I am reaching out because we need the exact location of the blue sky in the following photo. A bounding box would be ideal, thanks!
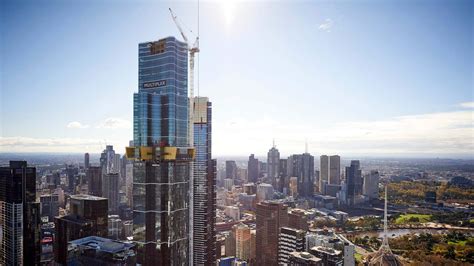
[1,0,473,157]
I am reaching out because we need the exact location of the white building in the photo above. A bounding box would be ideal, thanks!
[257,183,274,202]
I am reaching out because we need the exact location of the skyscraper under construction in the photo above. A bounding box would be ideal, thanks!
[128,36,193,265]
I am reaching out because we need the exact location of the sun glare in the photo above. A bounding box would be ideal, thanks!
[220,0,237,28]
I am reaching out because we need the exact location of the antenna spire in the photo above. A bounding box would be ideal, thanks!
[381,184,391,252]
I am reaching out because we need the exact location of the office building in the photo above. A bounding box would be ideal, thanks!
[235,223,251,261]
[40,193,59,221]
[67,236,136,265]
[256,183,274,202]
[224,178,234,191]
[84,153,90,169]
[87,166,102,197]
[102,172,119,214]
[100,145,117,174]
[319,155,329,192]
[329,155,340,185]
[0,161,41,265]
[288,153,315,198]
[346,160,362,206]
[363,170,380,200]
[108,214,122,240]
[243,183,257,195]
[247,154,259,183]
[310,246,343,266]
[130,36,192,265]
[256,201,288,265]
[226,160,237,179]
[125,163,133,207]
[224,229,236,257]
[278,227,306,265]
[278,158,288,193]
[250,229,256,263]
[54,194,108,264]
[289,176,298,197]
[288,208,309,231]
[66,164,78,193]
[267,145,280,187]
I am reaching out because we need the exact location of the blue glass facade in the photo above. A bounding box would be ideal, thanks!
[192,97,217,264]
[132,37,190,265]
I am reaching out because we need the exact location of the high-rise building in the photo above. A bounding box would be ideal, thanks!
[87,166,102,197]
[84,153,90,169]
[267,145,280,188]
[100,145,117,174]
[256,183,274,202]
[235,223,251,261]
[256,201,288,265]
[130,36,192,265]
[108,214,122,240]
[102,172,119,214]
[0,161,41,265]
[278,158,288,193]
[125,163,133,207]
[329,155,340,185]
[319,155,329,192]
[226,160,237,179]
[278,227,306,265]
[247,154,259,183]
[66,164,78,193]
[363,170,380,200]
[40,194,59,220]
[193,97,217,265]
[288,153,315,198]
[346,160,362,206]
[54,194,108,264]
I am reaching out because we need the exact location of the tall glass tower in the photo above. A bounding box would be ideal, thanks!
[131,36,191,265]
[192,97,216,264]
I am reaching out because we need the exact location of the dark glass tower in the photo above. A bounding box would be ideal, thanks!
[247,154,259,183]
[346,160,362,206]
[192,97,216,265]
[131,36,191,265]
[0,161,40,265]
[288,153,315,198]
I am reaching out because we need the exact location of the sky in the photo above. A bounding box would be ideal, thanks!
[1,0,473,158]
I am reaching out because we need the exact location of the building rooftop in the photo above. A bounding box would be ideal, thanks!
[69,236,134,254]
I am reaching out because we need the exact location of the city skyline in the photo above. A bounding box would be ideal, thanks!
[1,0,473,158]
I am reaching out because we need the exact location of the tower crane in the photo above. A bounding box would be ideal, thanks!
[169,8,199,148]
[169,8,199,264]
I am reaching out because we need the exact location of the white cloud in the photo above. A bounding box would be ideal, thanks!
[96,118,131,129]
[318,19,333,32]
[0,136,125,153]
[460,101,474,108]
[66,121,89,129]
[213,107,474,157]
